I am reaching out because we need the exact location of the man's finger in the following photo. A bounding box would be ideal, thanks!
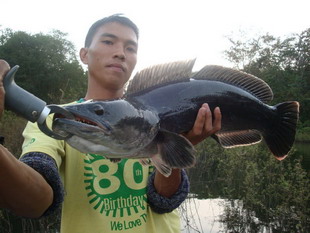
[191,105,208,136]
[212,107,222,133]
[0,60,10,118]
[0,60,10,79]
[202,103,214,134]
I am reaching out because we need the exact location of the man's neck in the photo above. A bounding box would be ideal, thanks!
[84,87,124,101]
[84,76,125,100]
[85,90,123,100]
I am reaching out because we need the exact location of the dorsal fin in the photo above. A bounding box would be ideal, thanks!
[192,65,273,103]
[126,59,196,95]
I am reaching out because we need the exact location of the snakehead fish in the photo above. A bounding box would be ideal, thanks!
[50,60,299,176]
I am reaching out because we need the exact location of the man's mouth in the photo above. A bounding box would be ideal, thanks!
[107,63,125,72]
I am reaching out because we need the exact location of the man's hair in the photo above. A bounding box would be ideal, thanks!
[84,14,139,48]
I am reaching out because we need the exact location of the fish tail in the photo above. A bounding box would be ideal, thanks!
[264,101,299,160]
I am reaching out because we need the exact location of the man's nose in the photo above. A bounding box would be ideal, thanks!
[113,46,126,60]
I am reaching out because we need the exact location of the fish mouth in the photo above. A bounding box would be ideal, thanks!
[53,112,112,135]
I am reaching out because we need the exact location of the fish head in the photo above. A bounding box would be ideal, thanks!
[52,100,160,156]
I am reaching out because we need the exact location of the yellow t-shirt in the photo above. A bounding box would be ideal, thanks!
[21,115,180,233]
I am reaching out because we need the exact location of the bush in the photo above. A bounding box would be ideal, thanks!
[0,110,27,157]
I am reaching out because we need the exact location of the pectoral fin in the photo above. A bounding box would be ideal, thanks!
[140,130,196,177]
[150,155,173,177]
[155,130,196,169]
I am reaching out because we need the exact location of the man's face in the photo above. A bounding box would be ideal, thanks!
[81,22,138,90]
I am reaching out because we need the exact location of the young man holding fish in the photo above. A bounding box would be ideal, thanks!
[0,14,221,233]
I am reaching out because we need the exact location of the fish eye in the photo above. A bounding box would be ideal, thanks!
[93,105,104,115]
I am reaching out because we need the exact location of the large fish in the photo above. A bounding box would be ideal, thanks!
[50,60,299,176]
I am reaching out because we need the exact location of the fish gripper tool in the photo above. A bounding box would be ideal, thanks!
[3,65,73,140]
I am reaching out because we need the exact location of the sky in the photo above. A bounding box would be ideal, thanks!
[1,0,310,73]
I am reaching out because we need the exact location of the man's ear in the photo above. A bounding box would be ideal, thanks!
[80,48,88,65]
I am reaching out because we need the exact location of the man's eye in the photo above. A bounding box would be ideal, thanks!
[102,40,113,45]
[127,46,137,53]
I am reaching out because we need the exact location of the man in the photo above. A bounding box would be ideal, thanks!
[0,14,221,232]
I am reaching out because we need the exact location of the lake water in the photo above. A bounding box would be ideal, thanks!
[179,197,226,233]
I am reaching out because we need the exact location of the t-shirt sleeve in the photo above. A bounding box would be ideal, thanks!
[21,115,65,168]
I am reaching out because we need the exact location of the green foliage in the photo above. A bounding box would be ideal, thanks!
[296,127,310,142]
[0,28,87,104]
[0,209,61,233]
[0,111,27,157]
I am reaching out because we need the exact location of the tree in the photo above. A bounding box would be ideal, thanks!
[0,28,87,104]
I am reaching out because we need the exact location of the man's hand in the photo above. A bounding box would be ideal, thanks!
[184,103,222,145]
[0,60,10,118]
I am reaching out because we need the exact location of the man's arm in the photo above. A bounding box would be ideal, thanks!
[0,146,53,218]
[0,60,53,218]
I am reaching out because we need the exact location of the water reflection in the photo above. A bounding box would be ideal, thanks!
[179,197,225,233]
